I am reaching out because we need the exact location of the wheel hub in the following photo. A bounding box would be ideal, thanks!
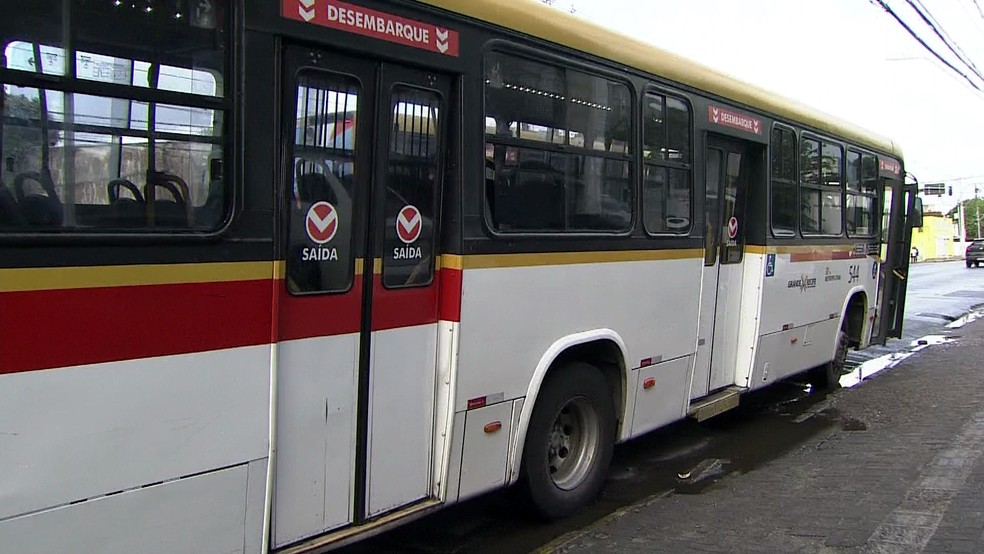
[545,397,600,491]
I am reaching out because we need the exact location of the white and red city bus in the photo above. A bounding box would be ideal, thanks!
[0,0,919,552]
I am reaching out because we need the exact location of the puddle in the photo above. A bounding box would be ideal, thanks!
[676,457,728,484]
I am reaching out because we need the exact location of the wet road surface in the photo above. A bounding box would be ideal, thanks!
[341,378,842,554]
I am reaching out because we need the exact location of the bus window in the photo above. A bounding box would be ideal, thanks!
[483,51,632,233]
[720,151,746,264]
[0,0,229,233]
[846,152,878,237]
[704,148,722,265]
[382,87,442,288]
[800,137,843,236]
[286,72,359,295]
[642,92,692,235]
[770,126,797,236]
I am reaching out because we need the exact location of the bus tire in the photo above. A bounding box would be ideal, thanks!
[521,362,615,520]
[811,329,848,389]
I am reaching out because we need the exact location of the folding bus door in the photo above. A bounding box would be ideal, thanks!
[272,45,450,547]
[692,136,751,399]
[873,173,917,344]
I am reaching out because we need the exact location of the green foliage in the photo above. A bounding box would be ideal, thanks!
[949,198,984,240]
[2,91,46,171]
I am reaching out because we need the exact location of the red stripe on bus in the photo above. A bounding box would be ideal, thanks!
[278,268,461,338]
[1,268,463,374]
[438,267,462,323]
[0,280,273,375]
[277,277,365,341]
[372,280,439,332]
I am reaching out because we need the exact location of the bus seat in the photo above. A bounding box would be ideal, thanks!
[14,171,63,227]
[0,183,26,226]
[145,172,189,227]
[107,178,145,227]
[296,172,337,204]
[197,179,224,229]
[500,176,563,230]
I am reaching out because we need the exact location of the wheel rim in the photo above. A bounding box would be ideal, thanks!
[545,396,600,491]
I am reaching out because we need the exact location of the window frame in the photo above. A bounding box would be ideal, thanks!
[284,69,362,297]
[769,123,798,238]
[480,44,636,237]
[641,86,693,237]
[799,132,845,237]
[380,82,444,290]
[0,2,234,241]
[844,148,879,238]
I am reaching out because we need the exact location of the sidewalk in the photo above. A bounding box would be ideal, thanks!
[546,317,984,554]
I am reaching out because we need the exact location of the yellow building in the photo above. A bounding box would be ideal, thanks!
[910,211,959,261]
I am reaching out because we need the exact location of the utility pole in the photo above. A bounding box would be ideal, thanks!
[959,200,966,249]
[977,186,981,239]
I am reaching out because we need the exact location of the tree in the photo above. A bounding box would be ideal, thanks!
[2,91,49,173]
[947,197,984,240]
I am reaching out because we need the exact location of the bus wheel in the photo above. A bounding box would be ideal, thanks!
[811,329,848,389]
[521,362,615,519]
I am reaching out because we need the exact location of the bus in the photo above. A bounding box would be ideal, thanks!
[0,0,921,552]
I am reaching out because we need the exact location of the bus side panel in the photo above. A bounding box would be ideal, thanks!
[751,252,877,386]
[749,318,841,387]
[0,346,270,522]
[628,355,692,438]
[773,255,875,333]
[273,334,359,546]
[454,256,702,423]
[0,464,250,554]
[733,251,766,388]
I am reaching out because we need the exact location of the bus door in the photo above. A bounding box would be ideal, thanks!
[873,173,918,343]
[691,136,750,399]
[273,45,450,547]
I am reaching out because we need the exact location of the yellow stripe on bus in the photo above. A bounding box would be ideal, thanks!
[746,244,860,254]
[2,250,706,292]
[0,261,276,293]
[443,249,704,270]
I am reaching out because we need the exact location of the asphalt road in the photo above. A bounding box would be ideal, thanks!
[852,259,984,364]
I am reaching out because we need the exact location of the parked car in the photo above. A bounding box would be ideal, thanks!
[966,239,984,267]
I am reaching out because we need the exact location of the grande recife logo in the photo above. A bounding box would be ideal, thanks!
[283,0,459,57]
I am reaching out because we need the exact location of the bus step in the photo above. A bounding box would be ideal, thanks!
[688,386,744,422]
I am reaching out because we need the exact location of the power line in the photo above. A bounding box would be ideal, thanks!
[871,0,984,93]
[906,0,984,84]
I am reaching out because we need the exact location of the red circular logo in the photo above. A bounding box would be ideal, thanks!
[396,205,422,244]
[305,201,338,244]
[728,216,738,239]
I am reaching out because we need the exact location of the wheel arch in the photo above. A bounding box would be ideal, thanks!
[505,329,628,486]
[839,287,868,348]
